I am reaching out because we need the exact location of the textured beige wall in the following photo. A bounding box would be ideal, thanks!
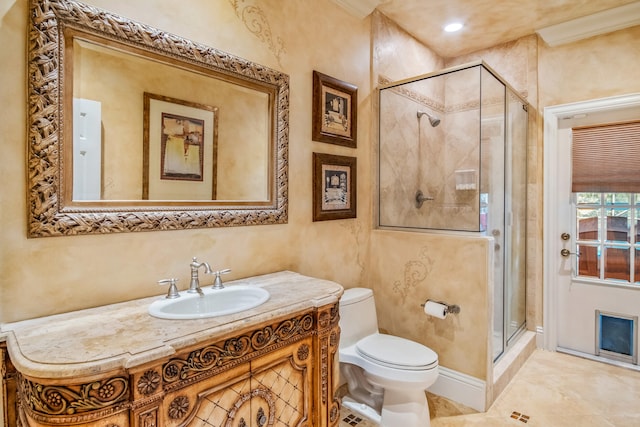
[370,230,492,379]
[0,0,371,322]
[538,26,640,107]
[372,11,444,83]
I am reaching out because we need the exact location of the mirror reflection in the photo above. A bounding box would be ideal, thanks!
[27,0,289,237]
[71,39,271,202]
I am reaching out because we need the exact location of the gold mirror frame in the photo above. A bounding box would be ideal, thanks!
[27,0,289,237]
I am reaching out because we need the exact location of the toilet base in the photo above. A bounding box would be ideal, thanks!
[380,388,430,427]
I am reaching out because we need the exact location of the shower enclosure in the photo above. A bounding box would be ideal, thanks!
[378,62,528,361]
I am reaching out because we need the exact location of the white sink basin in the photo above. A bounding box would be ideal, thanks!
[148,285,270,320]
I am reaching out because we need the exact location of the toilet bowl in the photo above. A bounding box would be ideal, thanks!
[338,288,439,427]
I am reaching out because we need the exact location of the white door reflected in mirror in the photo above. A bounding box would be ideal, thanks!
[73,98,102,201]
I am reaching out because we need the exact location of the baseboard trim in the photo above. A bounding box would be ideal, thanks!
[536,326,544,349]
[428,366,486,412]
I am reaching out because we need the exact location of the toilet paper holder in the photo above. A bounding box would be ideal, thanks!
[420,299,461,315]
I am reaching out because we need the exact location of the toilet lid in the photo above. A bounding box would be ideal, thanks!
[355,334,438,370]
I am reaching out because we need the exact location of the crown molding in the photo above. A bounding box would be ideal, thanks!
[536,2,640,46]
[330,0,384,19]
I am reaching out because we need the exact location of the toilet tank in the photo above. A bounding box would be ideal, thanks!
[339,288,379,348]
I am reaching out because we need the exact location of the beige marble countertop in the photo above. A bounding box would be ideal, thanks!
[0,271,343,379]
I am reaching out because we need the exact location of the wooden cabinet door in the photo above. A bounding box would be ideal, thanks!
[249,338,313,427]
[159,363,252,427]
[162,339,312,427]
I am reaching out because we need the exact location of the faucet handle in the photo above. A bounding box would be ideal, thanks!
[158,278,180,299]
[210,269,231,289]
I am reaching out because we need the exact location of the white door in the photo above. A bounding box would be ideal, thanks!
[543,94,640,362]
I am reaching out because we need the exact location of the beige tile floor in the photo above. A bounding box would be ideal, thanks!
[340,349,640,427]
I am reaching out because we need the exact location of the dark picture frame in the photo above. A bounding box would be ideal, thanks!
[313,153,357,221]
[143,93,218,200]
[312,71,357,148]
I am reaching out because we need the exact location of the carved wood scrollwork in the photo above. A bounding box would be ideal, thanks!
[330,403,339,423]
[330,302,340,326]
[256,406,267,426]
[168,395,189,420]
[297,343,310,361]
[227,388,275,427]
[138,369,160,396]
[319,311,330,329]
[318,303,340,330]
[317,302,340,427]
[19,375,129,417]
[137,370,161,396]
[138,407,158,427]
[163,313,314,384]
[321,337,329,405]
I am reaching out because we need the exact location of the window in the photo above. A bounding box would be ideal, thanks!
[575,193,640,284]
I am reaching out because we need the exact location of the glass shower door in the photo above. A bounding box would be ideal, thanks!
[505,93,528,348]
[480,67,506,361]
[482,79,528,361]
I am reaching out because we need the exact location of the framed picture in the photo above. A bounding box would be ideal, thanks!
[312,71,357,148]
[143,93,218,200]
[313,153,357,221]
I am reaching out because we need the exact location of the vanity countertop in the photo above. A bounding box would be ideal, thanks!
[0,271,343,379]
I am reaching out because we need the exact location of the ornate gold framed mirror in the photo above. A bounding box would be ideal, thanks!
[27,0,289,237]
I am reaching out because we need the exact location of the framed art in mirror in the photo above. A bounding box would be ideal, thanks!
[143,93,219,201]
[312,71,357,148]
[312,153,357,221]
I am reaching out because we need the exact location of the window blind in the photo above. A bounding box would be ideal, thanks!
[572,121,640,193]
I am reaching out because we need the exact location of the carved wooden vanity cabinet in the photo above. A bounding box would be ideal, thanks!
[0,272,342,427]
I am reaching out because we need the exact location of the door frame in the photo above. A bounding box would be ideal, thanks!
[542,93,640,351]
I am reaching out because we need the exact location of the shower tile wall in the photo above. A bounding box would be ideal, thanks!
[379,88,455,228]
[379,66,488,232]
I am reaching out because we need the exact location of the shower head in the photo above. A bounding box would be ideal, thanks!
[417,110,441,127]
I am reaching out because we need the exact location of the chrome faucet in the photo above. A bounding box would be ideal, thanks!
[189,257,213,295]
[211,269,231,290]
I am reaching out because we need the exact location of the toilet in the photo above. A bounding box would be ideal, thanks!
[339,287,439,427]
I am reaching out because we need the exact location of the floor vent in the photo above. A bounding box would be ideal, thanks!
[510,411,530,423]
[342,413,364,426]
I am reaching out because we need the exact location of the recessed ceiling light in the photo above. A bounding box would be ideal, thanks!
[444,22,463,33]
